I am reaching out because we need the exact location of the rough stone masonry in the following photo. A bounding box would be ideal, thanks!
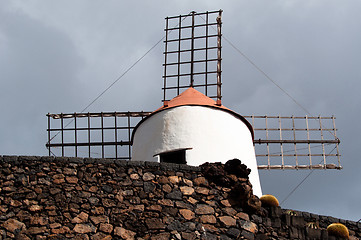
[0,156,360,239]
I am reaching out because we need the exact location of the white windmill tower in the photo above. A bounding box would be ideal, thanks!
[46,10,341,199]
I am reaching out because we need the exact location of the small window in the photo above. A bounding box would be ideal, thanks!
[160,149,187,164]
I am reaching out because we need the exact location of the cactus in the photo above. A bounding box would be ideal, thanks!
[327,223,349,239]
[306,222,319,229]
[260,194,279,207]
[285,210,297,216]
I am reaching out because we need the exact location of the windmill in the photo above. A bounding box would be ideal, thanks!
[46,10,341,196]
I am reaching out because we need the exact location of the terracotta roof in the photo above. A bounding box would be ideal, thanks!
[154,87,230,112]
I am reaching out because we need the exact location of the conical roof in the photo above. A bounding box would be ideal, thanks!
[154,87,229,112]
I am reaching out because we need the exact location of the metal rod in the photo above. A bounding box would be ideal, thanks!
[164,34,219,43]
[254,139,340,144]
[128,112,131,160]
[319,116,326,168]
[265,115,270,169]
[205,11,209,95]
[165,22,218,30]
[166,10,220,19]
[216,10,222,101]
[61,113,64,157]
[74,112,77,157]
[163,70,218,78]
[88,112,91,158]
[190,11,195,87]
[47,113,51,156]
[163,17,169,102]
[163,58,219,66]
[164,46,218,54]
[46,141,132,147]
[114,112,118,160]
[292,115,298,169]
[279,116,284,169]
[306,115,312,168]
[101,112,104,158]
[177,15,182,95]
[333,115,341,167]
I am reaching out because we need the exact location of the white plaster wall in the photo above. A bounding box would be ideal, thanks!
[132,106,262,196]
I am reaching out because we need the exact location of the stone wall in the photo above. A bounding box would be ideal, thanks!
[0,156,360,240]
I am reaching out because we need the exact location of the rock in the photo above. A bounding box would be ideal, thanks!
[158,199,174,207]
[182,232,197,240]
[99,223,113,233]
[168,176,180,185]
[145,218,165,229]
[193,177,208,186]
[29,205,43,212]
[26,226,47,235]
[180,186,194,195]
[143,172,155,181]
[51,226,70,234]
[195,187,209,195]
[73,223,96,234]
[151,232,170,240]
[200,215,217,224]
[236,212,250,221]
[114,227,136,240]
[90,215,109,225]
[195,204,215,215]
[219,216,237,226]
[179,209,195,220]
[224,159,251,178]
[240,220,258,233]
[166,189,183,200]
[3,218,26,233]
[72,212,89,223]
[66,176,79,184]
[30,216,48,225]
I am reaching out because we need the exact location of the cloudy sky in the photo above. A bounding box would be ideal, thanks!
[1,1,360,221]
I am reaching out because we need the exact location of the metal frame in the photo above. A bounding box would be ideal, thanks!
[163,10,222,102]
[245,115,341,170]
[46,112,150,160]
[47,112,341,170]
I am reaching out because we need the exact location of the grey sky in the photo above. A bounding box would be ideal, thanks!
[1,1,360,221]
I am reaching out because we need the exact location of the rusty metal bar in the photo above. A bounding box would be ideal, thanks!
[166,22,218,30]
[166,10,220,19]
[101,112,104,158]
[163,16,169,102]
[177,15,182,95]
[128,112,131,159]
[254,139,340,144]
[164,34,218,43]
[319,116,326,168]
[205,11,209,95]
[87,112,91,158]
[292,116,298,169]
[114,113,118,160]
[163,58,218,66]
[47,113,51,156]
[74,112,77,157]
[164,46,218,54]
[164,71,218,79]
[61,113,64,157]
[216,10,222,101]
[46,141,131,147]
[333,116,341,167]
